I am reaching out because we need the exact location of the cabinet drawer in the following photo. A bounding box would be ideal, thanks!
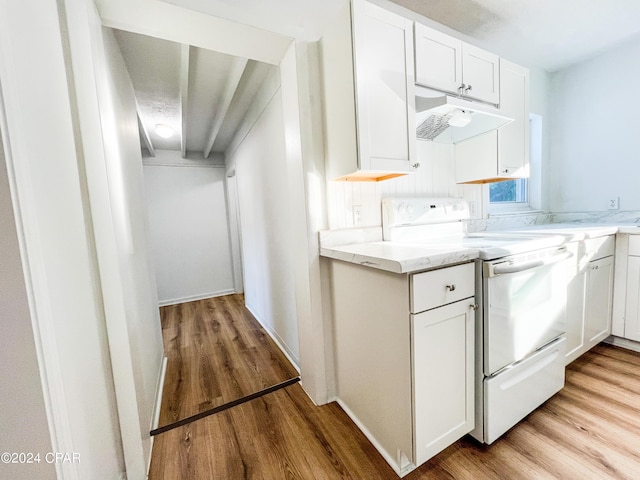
[411,263,475,314]
[584,235,615,261]
[629,235,640,256]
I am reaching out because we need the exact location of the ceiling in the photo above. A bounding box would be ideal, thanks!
[113,29,275,158]
[114,0,640,158]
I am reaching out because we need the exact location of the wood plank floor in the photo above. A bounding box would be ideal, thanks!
[149,343,640,479]
[157,295,299,427]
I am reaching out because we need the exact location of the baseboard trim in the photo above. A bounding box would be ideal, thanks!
[158,290,235,307]
[150,355,168,431]
[605,335,640,353]
[335,398,415,478]
[244,304,300,372]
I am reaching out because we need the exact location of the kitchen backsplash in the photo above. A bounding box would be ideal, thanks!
[327,141,482,229]
[465,213,552,233]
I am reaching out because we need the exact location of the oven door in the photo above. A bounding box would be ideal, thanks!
[483,247,570,376]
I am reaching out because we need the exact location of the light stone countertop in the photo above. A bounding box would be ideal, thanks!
[320,241,479,274]
[320,222,640,275]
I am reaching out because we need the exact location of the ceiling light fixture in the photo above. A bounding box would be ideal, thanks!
[155,124,174,139]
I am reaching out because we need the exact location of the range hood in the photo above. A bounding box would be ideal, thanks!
[416,94,513,144]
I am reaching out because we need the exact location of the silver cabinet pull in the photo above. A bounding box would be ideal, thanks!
[465,85,473,94]
[446,284,456,292]
[470,304,479,311]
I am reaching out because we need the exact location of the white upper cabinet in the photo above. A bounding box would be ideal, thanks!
[320,0,416,181]
[454,59,530,184]
[497,59,530,177]
[415,23,499,104]
[414,25,462,95]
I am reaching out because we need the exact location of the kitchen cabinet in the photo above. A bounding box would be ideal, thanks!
[565,236,615,364]
[330,260,475,476]
[621,235,640,342]
[454,59,529,184]
[414,23,499,104]
[320,0,416,181]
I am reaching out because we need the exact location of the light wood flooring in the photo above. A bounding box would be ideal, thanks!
[150,342,640,479]
[156,295,299,427]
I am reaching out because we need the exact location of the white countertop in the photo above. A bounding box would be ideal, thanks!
[320,241,479,274]
[320,222,640,275]
[482,223,621,241]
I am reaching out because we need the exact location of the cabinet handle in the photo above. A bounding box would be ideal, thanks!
[412,163,421,169]
[470,304,479,311]
[446,284,456,292]
[458,83,466,95]
[502,169,509,174]
[465,84,473,94]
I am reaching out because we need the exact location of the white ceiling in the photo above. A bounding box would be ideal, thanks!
[114,0,640,157]
[164,0,640,71]
[391,0,640,71]
[113,29,275,157]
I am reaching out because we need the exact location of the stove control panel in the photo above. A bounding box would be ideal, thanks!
[382,197,469,227]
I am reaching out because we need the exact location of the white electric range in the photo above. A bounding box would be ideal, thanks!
[382,197,570,444]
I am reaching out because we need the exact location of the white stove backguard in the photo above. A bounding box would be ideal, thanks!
[382,197,470,241]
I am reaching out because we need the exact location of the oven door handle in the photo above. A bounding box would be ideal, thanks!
[491,251,572,275]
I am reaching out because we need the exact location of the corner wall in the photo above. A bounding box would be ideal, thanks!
[226,70,300,366]
[143,150,235,305]
[0,115,55,480]
[549,34,640,213]
[0,0,126,478]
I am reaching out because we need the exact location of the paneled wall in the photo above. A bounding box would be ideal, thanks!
[327,140,482,229]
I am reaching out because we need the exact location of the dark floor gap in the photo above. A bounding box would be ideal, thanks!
[150,376,301,436]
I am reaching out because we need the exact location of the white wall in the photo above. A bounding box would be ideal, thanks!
[0,124,55,480]
[227,73,300,366]
[89,24,165,475]
[0,0,126,478]
[143,150,235,305]
[549,34,640,213]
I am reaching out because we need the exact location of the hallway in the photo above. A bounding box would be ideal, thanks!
[156,295,299,428]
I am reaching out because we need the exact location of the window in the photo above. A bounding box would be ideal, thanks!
[488,113,542,215]
[489,178,527,203]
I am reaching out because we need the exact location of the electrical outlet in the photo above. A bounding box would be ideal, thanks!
[352,205,363,225]
[608,197,620,210]
[469,201,477,218]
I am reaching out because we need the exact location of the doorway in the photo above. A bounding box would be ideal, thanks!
[109,27,303,432]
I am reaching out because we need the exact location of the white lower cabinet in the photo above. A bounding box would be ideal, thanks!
[565,236,614,364]
[621,236,640,341]
[412,299,474,465]
[330,260,475,476]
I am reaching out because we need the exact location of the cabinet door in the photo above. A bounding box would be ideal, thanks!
[352,0,415,173]
[585,256,614,348]
[412,299,474,465]
[497,59,530,178]
[454,130,498,184]
[414,23,462,95]
[461,43,499,104]
[625,256,640,341]
[565,242,587,364]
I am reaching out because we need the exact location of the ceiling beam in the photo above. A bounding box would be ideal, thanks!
[96,0,291,66]
[203,57,248,158]
[136,110,155,157]
[180,44,190,158]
